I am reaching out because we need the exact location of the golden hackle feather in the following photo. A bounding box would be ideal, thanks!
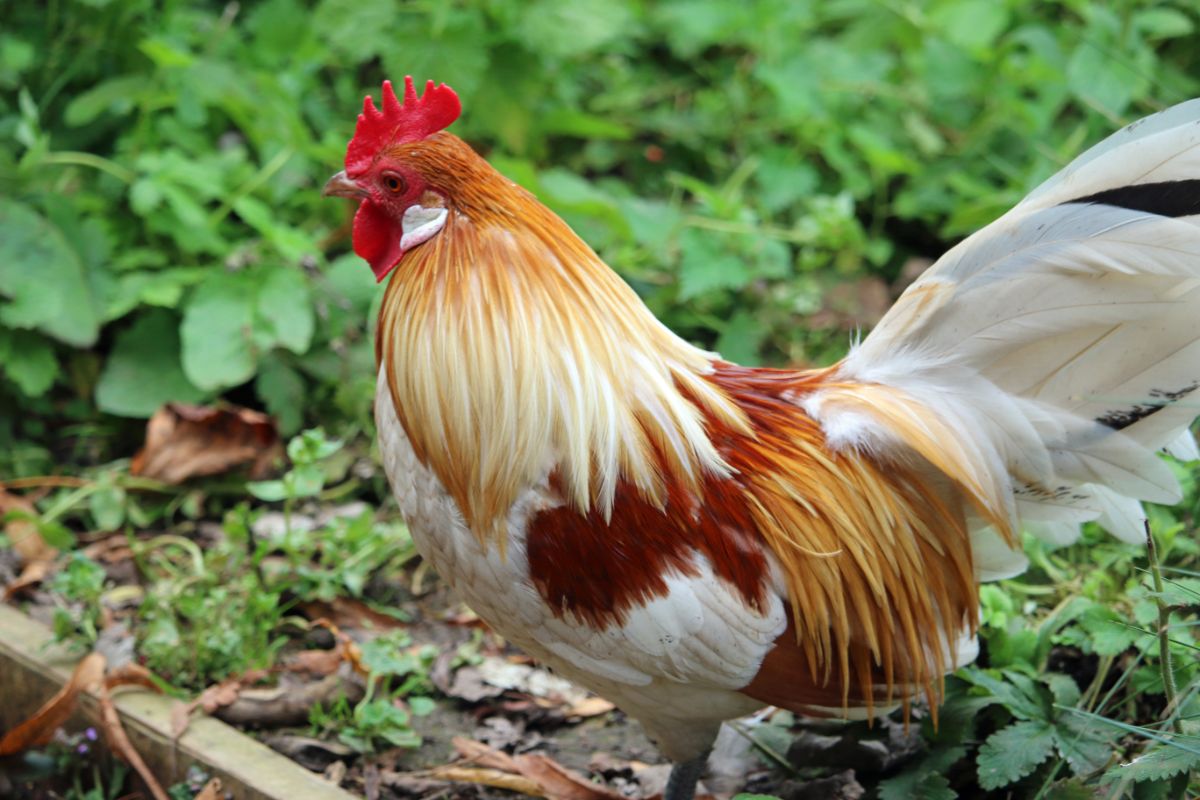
[375,132,749,537]
[374,131,980,714]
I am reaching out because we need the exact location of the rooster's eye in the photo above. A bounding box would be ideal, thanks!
[381,173,406,194]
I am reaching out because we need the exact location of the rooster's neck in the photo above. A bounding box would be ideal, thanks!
[374,204,750,539]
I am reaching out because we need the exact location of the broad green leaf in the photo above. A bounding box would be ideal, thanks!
[519,0,633,58]
[678,228,752,299]
[977,720,1055,790]
[0,330,58,396]
[878,771,956,800]
[1066,40,1146,116]
[1054,712,1119,774]
[88,484,126,530]
[96,309,205,417]
[255,360,304,434]
[63,75,148,125]
[1104,739,1200,784]
[717,311,767,365]
[0,199,101,346]
[255,266,314,354]
[929,0,1010,51]
[180,274,256,391]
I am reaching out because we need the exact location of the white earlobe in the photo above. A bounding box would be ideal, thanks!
[400,205,448,250]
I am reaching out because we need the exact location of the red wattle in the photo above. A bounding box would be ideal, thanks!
[353,201,405,282]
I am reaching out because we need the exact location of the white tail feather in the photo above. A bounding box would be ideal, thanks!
[807,100,1200,578]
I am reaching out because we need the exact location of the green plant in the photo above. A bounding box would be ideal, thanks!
[134,533,292,690]
[308,631,436,753]
[49,553,108,649]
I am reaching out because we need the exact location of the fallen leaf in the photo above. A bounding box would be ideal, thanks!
[286,648,344,676]
[173,668,270,738]
[105,663,161,693]
[449,737,626,800]
[427,766,542,795]
[99,683,169,800]
[514,754,628,800]
[566,696,616,718]
[131,403,281,483]
[193,778,223,800]
[300,597,407,631]
[0,487,55,564]
[0,652,106,755]
[4,559,51,599]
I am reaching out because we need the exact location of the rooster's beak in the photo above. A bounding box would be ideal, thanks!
[322,170,368,200]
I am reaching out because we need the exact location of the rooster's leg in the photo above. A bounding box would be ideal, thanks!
[663,752,708,800]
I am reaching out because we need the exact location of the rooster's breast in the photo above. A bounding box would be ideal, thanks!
[372,371,787,760]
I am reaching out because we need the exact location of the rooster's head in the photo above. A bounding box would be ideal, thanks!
[323,77,462,281]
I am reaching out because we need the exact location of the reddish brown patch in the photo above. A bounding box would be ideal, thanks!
[524,363,827,628]
[525,466,768,629]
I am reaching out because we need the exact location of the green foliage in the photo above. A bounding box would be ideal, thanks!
[50,553,108,648]
[135,534,290,689]
[4,0,1199,459]
[309,630,435,754]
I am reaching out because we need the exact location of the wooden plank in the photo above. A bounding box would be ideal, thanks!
[0,603,358,800]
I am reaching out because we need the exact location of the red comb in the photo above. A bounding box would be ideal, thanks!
[344,77,461,176]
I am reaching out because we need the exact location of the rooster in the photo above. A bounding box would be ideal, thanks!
[324,78,1200,799]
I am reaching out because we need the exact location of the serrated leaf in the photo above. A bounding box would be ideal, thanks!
[1042,778,1098,799]
[961,668,1049,721]
[1044,673,1081,708]
[977,720,1056,790]
[1054,713,1118,775]
[1107,739,1200,784]
[878,770,957,800]
[96,310,205,417]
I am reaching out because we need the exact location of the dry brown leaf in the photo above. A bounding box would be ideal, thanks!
[308,618,368,676]
[105,663,161,693]
[450,737,625,800]
[193,778,223,800]
[0,652,106,755]
[99,683,169,800]
[173,668,270,738]
[0,487,56,564]
[4,559,51,598]
[566,696,616,718]
[425,766,542,796]
[131,403,281,483]
[511,754,626,800]
[286,648,345,676]
[299,597,407,631]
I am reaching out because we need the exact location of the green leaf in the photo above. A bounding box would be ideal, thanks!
[1105,740,1200,784]
[0,330,58,396]
[0,199,101,346]
[977,720,1056,790]
[88,484,126,530]
[929,1,1010,51]
[255,267,313,354]
[1066,40,1146,116]
[960,668,1049,721]
[63,75,147,126]
[717,311,767,365]
[180,274,256,391]
[678,228,752,299]
[255,360,304,435]
[96,310,205,417]
[1054,712,1118,775]
[878,768,956,800]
